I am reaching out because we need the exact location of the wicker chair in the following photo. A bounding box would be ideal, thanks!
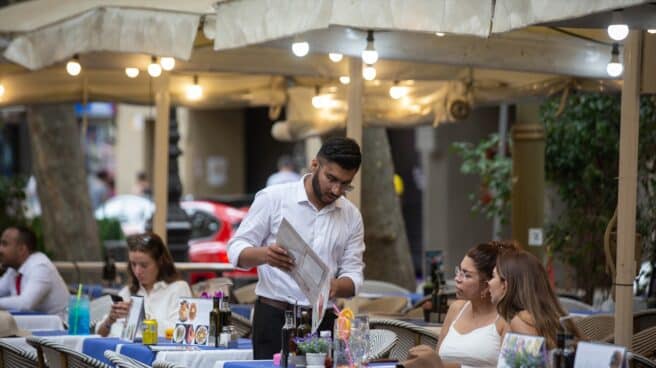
[233,283,257,304]
[27,336,111,368]
[632,326,656,360]
[359,297,409,315]
[634,309,656,334]
[152,360,186,368]
[232,313,252,338]
[0,340,39,368]
[629,353,656,368]
[573,314,615,341]
[104,350,151,368]
[369,319,438,360]
[361,280,412,295]
[368,329,398,360]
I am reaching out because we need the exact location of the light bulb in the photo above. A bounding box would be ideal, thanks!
[66,55,81,76]
[328,53,343,62]
[312,95,325,109]
[606,43,623,77]
[125,67,139,78]
[606,62,623,77]
[292,41,309,57]
[0,83,4,97]
[160,57,175,71]
[389,85,408,99]
[339,76,350,85]
[362,65,376,81]
[361,30,378,64]
[186,75,203,100]
[148,56,162,77]
[607,10,629,41]
[435,32,445,37]
[648,29,656,34]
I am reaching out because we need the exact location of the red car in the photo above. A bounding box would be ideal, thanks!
[181,200,257,283]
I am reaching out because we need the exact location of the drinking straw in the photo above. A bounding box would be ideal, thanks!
[73,283,82,334]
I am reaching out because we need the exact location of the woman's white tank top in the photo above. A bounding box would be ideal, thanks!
[438,301,502,368]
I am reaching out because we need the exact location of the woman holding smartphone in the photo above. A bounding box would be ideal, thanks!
[97,232,192,337]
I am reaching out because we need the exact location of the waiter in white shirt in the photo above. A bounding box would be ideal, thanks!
[228,137,366,359]
[0,226,69,319]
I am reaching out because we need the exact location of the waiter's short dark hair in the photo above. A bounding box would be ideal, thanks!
[14,226,37,253]
[317,137,362,171]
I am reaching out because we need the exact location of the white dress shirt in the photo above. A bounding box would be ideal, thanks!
[100,280,192,337]
[228,176,365,306]
[0,252,69,319]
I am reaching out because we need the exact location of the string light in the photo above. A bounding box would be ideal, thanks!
[339,76,350,85]
[66,54,81,76]
[435,32,445,37]
[389,81,408,99]
[0,83,4,97]
[125,67,139,78]
[648,29,656,34]
[362,64,376,81]
[148,56,162,77]
[606,43,623,77]
[607,10,629,41]
[328,53,343,62]
[361,30,378,65]
[160,57,175,71]
[292,38,309,57]
[186,75,203,101]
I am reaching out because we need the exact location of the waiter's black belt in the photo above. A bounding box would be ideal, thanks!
[257,296,310,312]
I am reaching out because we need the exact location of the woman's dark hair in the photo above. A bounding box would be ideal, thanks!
[317,137,362,171]
[466,240,518,281]
[125,232,181,294]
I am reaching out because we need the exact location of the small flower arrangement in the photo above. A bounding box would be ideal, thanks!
[200,291,224,299]
[297,336,329,354]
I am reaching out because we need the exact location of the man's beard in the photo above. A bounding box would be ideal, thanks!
[312,173,335,206]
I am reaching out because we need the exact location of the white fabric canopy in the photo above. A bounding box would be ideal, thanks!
[0,1,214,70]
[213,0,650,50]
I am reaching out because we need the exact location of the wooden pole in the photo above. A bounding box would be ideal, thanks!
[152,73,171,242]
[346,57,363,210]
[614,30,642,348]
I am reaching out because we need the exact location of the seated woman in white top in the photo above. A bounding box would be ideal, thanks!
[437,241,518,368]
[97,232,192,337]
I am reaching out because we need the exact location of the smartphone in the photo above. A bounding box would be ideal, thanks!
[110,294,123,303]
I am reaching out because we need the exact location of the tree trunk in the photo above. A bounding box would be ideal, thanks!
[361,127,416,291]
[27,104,101,261]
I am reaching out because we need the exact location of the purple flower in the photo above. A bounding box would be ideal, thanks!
[200,292,209,298]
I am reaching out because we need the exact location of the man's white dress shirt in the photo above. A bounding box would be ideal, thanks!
[228,176,365,306]
[100,280,192,337]
[0,252,69,318]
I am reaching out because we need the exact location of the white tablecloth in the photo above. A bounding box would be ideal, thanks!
[148,348,253,368]
[0,334,97,354]
[14,315,64,331]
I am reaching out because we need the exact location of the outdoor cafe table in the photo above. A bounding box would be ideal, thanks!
[83,337,253,366]
[0,331,97,354]
[218,360,398,368]
[10,312,65,331]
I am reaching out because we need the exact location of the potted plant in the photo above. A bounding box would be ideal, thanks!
[297,336,329,367]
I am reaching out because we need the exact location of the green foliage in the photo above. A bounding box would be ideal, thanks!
[541,93,656,300]
[97,218,124,242]
[452,133,512,226]
[297,336,329,354]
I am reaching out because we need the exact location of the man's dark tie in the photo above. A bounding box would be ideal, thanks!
[15,273,21,295]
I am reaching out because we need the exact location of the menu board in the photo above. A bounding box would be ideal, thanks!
[171,297,212,346]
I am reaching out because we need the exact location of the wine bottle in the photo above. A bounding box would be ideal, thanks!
[209,296,221,347]
[296,310,311,339]
[281,310,297,368]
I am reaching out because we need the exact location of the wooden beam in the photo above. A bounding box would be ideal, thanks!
[614,30,643,348]
[346,57,363,210]
[152,73,171,242]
